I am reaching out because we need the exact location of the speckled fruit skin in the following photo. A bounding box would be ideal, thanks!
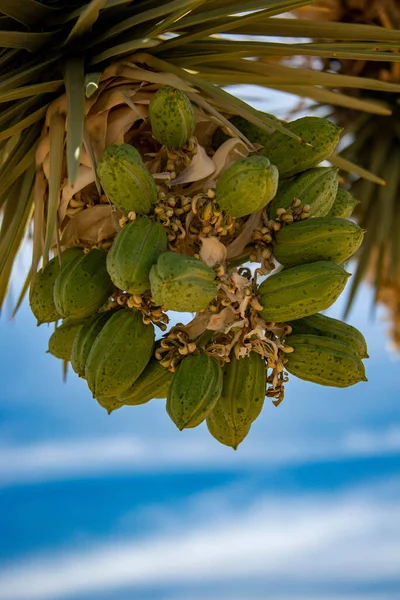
[118,358,173,406]
[148,86,195,149]
[54,248,114,319]
[70,311,115,377]
[166,354,223,430]
[268,167,338,219]
[256,116,342,178]
[149,252,217,312]
[85,308,155,398]
[285,334,367,388]
[47,317,87,361]
[29,247,84,325]
[327,188,358,219]
[287,313,368,359]
[257,261,350,323]
[97,144,157,215]
[273,217,364,267]
[106,217,168,295]
[95,395,123,414]
[206,352,266,449]
[215,155,279,218]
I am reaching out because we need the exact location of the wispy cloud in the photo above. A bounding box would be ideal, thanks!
[0,481,399,600]
[1,424,400,487]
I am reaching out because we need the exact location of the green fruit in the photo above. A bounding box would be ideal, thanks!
[95,395,123,414]
[257,116,342,178]
[287,313,368,359]
[106,217,168,295]
[85,308,155,397]
[207,400,251,450]
[97,143,157,215]
[54,248,114,319]
[70,311,115,377]
[148,86,196,149]
[118,358,173,406]
[268,167,338,219]
[215,156,279,218]
[273,217,364,267]
[206,352,266,449]
[258,261,350,323]
[167,354,223,430]
[285,334,367,388]
[327,188,359,219]
[29,247,84,325]
[47,317,87,361]
[150,252,217,312]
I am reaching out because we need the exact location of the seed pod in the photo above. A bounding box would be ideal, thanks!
[85,308,155,398]
[54,248,114,319]
[148,86,195,148]
[327,188,359,219]
[95,395,123,415]
[167,354,223,430]
[285,334,367,388]
[206,352,266,449]
[273,217,364,267]
[70,311,115,377]
[29,247,84,325]
[47,317,87,361]
[150,252,218,312]
[257,116,342,178]
[268,167,338,219]
[215,156,279,218]
[106,217,168,295]
[97,144,157,215]
[287,313,368,359]
[258,261,350,323]
[118,358,173,406]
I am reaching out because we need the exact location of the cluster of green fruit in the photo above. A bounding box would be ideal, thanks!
[29,86,368,448]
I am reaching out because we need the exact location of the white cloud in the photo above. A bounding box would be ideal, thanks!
[0,425,400,487]
[0,482,399,600]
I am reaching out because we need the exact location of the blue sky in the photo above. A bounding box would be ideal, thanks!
[0,267,399,600]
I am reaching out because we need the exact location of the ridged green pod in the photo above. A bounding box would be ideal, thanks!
[258,261,350,323]
[97,144,157,215]
[211,113,283,149]
[207,401,251,450]
[327,188,359,219]
[150,252,217,312]
[85,308,155,397]
[273,217,364,267]
[206,352,266,449]
[148,86,195,149]
[256,116,342,178]
[29,247,84,325]
[287,313,368,359]
[54,248,114,319]
[47,317,87,361]
[167,354,223,430]
[118,358,173,406]
[70,311,115,377]
[215,156,279,218]
[285,334,367,388]
[106,217,168,294]
[268,167,338,219]
[95,395,123,415]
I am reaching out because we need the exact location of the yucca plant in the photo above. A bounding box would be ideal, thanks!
[3,0,400,312]
[296,0,400,348]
